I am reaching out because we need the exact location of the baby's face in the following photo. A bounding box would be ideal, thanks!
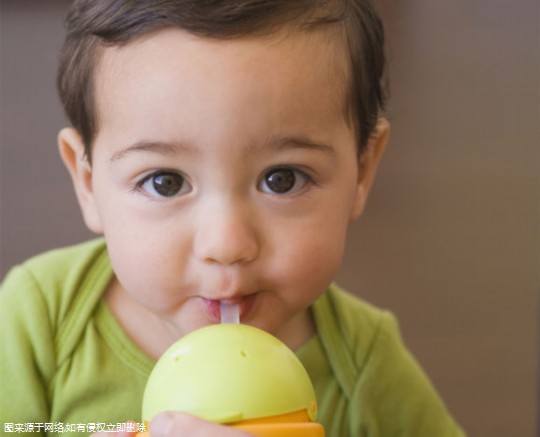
[78,28,381,343]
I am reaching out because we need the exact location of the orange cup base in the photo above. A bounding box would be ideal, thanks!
[136,422,324,437]
[234,422,324,436]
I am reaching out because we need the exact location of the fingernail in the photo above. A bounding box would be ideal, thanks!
[150,412,173,436]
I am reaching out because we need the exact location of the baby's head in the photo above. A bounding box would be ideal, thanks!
[58,0,386,161]
[57,0,389,347]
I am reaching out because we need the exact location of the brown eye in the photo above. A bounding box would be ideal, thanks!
[264,168,296,193]
[140,172,189,197]
[153,173,184,196]
[259,166,315,196]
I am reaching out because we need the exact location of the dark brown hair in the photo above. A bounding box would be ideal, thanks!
[57,0,386,161]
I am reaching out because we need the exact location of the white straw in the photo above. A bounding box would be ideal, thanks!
[220,302,240,324]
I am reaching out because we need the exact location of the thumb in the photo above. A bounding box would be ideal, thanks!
[150,412,253,437]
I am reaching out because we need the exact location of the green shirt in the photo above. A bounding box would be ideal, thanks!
[0,239,464,436]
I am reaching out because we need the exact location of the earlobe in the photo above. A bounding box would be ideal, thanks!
[58,128,103,234]
[349,118,390,221]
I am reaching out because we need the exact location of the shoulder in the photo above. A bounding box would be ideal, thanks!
[8,238,109,284]
[314,283,431,391]
[1,238,112,331]
[0,239,116,424]
[315,284,465,436]
[314,283,399,370]
[322,283,393,337]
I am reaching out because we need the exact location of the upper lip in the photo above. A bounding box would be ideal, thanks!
[200,292,254,303]
[194,269,254,300]
[198,284,255,301]
[209,297,245,303]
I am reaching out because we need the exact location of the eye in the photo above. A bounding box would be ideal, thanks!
[259,167,311,195]
[139,171,190,198]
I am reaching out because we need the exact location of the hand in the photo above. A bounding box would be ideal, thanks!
[90,432,135,437]
[89,421,138,437]
[150,412,254,437]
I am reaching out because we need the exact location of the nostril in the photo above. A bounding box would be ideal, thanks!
[201,239,259,266]
[194,214,259,266]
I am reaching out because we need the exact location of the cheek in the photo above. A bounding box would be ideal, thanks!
[270,218,348,297]
[106,242,190,318]
[299,234,344,281]
[103,219,191,303]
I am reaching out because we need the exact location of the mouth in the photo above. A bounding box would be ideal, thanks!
[201,294,257,323]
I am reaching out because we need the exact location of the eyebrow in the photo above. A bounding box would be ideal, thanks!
[109,135,336,162]
[110,140,195,162]
[264,135,337,159]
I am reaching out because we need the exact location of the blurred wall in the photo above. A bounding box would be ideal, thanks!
[1,1,538,435]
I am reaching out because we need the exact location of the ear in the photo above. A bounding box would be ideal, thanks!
[349,118,390,221]
[58,127,104,234]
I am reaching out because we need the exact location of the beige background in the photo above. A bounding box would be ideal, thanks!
[1,1,538,435]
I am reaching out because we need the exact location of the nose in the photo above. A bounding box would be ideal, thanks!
[193,198,260,265]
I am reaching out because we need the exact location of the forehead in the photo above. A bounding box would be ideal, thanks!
[93,27,351,146]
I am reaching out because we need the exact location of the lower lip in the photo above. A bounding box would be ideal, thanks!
[201,295,256,323]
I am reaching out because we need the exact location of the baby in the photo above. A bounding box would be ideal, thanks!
[0,1,464,436]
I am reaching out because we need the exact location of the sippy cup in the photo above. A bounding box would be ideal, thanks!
[137,323,324,436]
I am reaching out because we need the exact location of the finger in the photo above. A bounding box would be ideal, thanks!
[150,412,253,437]
[90,421,138,436]
[90,432,133,437]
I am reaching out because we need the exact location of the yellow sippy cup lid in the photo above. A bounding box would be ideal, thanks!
[141,324,318,424]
